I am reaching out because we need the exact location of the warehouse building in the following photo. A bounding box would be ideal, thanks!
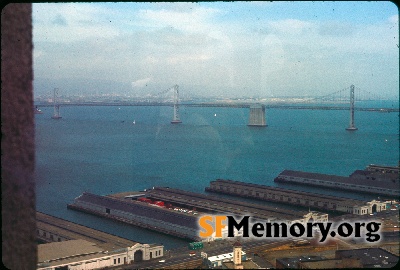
[274,169,398,197]
[68,192,201,241]
[206,179,387,215]
[147,187,328,226]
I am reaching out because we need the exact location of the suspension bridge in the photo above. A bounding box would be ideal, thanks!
[38,85,398,129]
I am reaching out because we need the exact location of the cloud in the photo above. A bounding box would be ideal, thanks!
[33,3,120,42]
[268,19,314,35]
[32,3,399,98]
[33,49,44,59]
[52,14,67,26]
[131,77,152,88]
[318,21,355,36]
[389,14,398,24]
[136,4,220,33]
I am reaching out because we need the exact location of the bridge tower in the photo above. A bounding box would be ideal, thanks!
[345,85,357,131]
[171,85,182,124]
[51,88,62,119]
[248,104,267,127]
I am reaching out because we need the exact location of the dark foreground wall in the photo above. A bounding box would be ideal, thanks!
[1,3,36,269]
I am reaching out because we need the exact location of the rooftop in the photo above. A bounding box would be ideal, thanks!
[208,251,245,263]
[298,258,363,269]
[38,239,105,264]
[233,241,242,247]
[336,248,399,268]
[72,192,199,229]
[210,179,370,205]
[276,255,325,268]
[223,260,261,269]
[37,211,138,251]
[147,187,313,221]
[279,170,399,190]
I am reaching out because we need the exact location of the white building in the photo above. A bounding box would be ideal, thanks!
[204,249,246,268]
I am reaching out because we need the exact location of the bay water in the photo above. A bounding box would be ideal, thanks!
[35,103,399,248]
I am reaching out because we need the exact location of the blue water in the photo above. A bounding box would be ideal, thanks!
[35,104,399,248]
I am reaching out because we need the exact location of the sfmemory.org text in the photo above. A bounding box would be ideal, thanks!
[199,215,381,243]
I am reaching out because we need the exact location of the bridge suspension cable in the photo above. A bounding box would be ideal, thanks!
[311,86,390,102]
[353,87,388,101]
[312,87,350,102]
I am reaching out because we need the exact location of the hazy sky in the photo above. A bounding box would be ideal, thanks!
[33,2,399,98]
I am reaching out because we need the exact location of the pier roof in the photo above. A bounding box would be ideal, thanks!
[280,170,399,190]
[210,179,368,205]
[147,187,313,221]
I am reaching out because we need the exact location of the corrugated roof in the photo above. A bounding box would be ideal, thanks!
[278,170,399,190]
[148,187,311,220]
[38,239,104,263]
[210,179,366,204]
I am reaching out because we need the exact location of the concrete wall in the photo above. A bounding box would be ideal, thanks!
[37,228,70,243]
[1,3,36,269]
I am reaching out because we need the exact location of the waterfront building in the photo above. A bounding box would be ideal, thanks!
[207,179,387,215]
[274,165,399,197]
[69,188,329,242]
[68,192,201,241]
[37,239,163,270]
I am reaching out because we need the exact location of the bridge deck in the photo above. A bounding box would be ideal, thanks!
[35,102,399,112]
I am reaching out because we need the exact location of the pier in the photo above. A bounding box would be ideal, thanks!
[67,192,201,241]
[274,167,399,197]
[146,187,327,223]
[68,187,329,241]
[205,179,387,215]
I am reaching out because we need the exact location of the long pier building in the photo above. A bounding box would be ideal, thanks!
[68,192,200,241]
[146,187,327,224]
[205,179,387,215]
[274,165,399,197]
[68,187,328,242]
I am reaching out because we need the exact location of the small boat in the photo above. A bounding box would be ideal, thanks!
[133,120,136,125]
[34,106,43,114]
